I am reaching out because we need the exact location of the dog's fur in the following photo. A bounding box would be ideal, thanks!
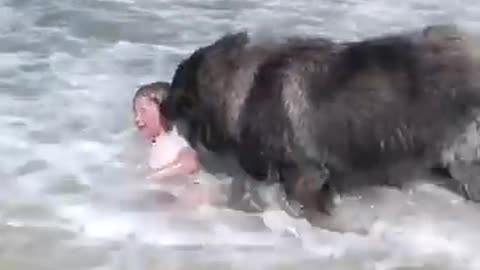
[162,24,480,215]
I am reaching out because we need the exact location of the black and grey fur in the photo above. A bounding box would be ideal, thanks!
[162,24,480,216]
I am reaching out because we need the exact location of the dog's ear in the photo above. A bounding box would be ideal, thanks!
[160,93,179,120]
[178,90,196,117]
[160,83,195,120]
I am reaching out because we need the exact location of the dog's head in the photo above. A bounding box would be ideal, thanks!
[161,48,206,123]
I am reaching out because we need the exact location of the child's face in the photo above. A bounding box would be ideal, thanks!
[134,96,165,142]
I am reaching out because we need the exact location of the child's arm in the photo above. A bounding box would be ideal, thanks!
[147,147,201,181]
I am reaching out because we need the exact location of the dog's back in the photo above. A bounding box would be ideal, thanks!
[236,25,480,210]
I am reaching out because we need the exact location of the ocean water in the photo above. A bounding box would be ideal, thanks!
[2,0,480,269]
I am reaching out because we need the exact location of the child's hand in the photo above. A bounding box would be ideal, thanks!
[176,148,201,175]
[146,167,172,181]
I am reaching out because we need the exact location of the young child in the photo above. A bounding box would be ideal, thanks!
[132,81,224,207]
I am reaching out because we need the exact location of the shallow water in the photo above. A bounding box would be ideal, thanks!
[2,0,480,269]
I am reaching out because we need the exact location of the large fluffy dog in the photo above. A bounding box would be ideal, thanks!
[162,24,480,216]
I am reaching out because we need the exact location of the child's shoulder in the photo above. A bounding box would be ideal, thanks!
[168,122,191,148]
[171,121,189,137]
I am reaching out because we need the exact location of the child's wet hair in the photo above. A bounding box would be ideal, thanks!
[132,81,170,110]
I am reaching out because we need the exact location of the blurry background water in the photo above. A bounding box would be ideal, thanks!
[2,0,480,269]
